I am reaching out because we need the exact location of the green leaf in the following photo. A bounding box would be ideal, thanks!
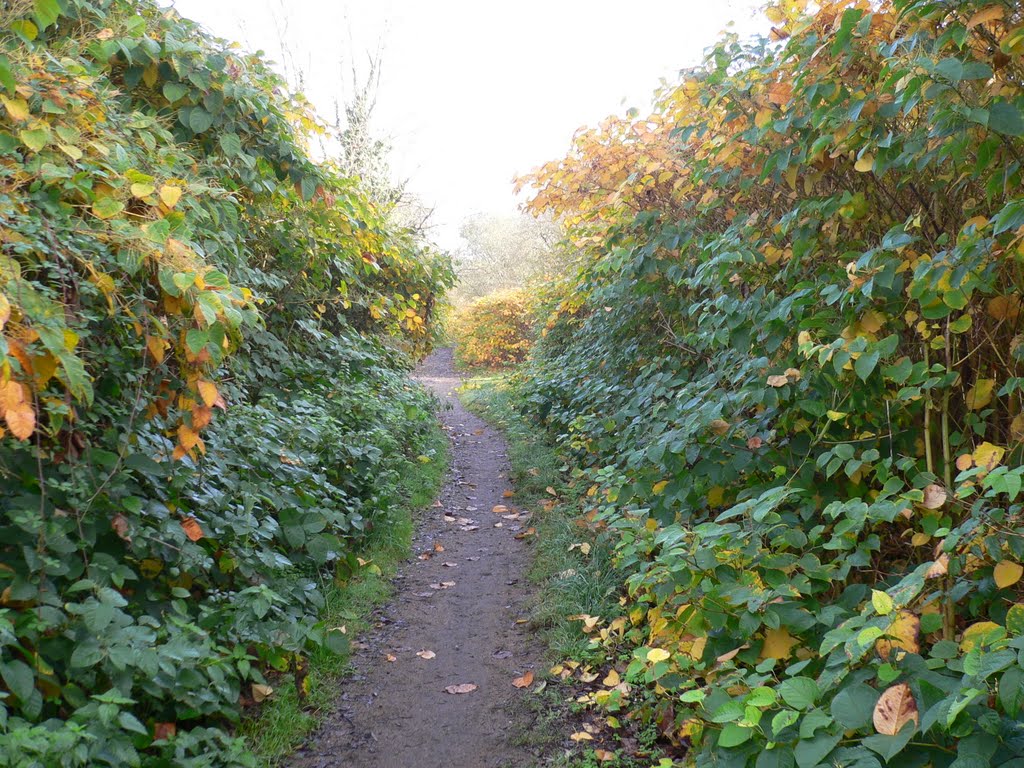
[872,589,894,615]
[855,350,880,382]
[185,329,208,355]
[33,0,61,29]
[831,683,878,730]
[989,102,1024,137]
[189,107,214,134]
[0,660,34,702]
[219,131,242,157]
[718,722,753,748]
[0,55,15,95]
[779,677,820,710]
[91,197,124,220]
[862,727,914,762]
[756,747,796,768]
[163,82,189,103]
[795,731,841,768]
[19,127,50,152]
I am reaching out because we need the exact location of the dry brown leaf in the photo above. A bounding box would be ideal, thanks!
[922,484,947,509]
[502,490,515,498]
[492,505,509,514]
[968,5,1005,29]
[111,513,131,542]
[767,374,789,387]
[927,553,949,579]
[385,653,397,663]
[512,671,534,688]
[444,683,478,694]
[251,684,273,703]
[416,650,436,660]
[433,543,445,552]
[153,722,177,740]
[514,527,537,540]
[180,517,203,542]
[873,683,918,735]
[594,750,616,762]
[570,731,594,742]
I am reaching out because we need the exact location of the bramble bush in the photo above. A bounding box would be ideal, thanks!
[516,1,1024,766]
[0,1,452,765]
[452,289,535,368]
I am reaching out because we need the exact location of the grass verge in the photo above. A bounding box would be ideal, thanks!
[242,411,450,765]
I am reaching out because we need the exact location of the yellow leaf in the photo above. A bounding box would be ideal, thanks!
[911,532,931,547]
[652,480,668,495]
[130,183,156,199]
[707,486,725,506]
[876,610,920,660]
[646,648,670,663]
[872,683,918,735]
[709,418,730,435]
[0,293,9,331]
[178,424,199,451]
[603,669,621,687]
[968,5,1004,28]
[159,185,183,208]
[972,441,1005,470]
[960,621,1001,652]
[826,410,847,421]
[1,97,30,122]
[855,154,875,173]
[146,335,166,365]
[860,310,885,333]
[760,627,799,660]
[872,589,895,615]
[197,380,218,408]
[966,378,996,411]
[994,560,1023,589]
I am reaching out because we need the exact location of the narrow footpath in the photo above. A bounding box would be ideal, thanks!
[291,348,540,768]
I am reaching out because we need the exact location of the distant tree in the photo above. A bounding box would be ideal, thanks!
[451,213,563,305]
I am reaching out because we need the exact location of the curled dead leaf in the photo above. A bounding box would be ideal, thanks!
[921,484,946,509]
[926,553,949,579]
[416,650,436,660]
[251,684,273,703]
[180,517,203,542]
[444,683,478,694]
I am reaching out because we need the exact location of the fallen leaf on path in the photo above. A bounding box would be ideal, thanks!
[493,650,513,659]
[460,525,480,531]
[494,523,503,528]
[441,580,456,587]
[433,543,445,552]
[418,552,433,560]
[444,683,478,694]
[473,429,484,435]
[503,490,515,498]
[443,515,456,522]
[416,650,436,660]
[570,731,594,742]
[442,562,457,567]
[432,500,443,508]
[384,654,397,663]
[492,505,509,514]
[512,671,534,688]
[515,527,537,539]
[467,556,480,561]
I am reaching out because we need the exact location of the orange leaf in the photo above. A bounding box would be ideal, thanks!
[153,722,177,741]
[5,402,35,441]
[444,683,478,694]
[178,424,199,451]
[197,380,218,407]
[512,670,534,688]
[181,517,203,542]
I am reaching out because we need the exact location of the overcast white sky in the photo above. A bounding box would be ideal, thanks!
[169,0,767,249]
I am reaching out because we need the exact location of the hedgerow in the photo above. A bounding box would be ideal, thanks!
[452,289,535,369]
[0,1,452,765]
[517,1,1024,765]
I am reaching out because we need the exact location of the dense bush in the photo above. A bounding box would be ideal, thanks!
[0,1,452,765]
[452,289,534,368]
[517,1,1024,766]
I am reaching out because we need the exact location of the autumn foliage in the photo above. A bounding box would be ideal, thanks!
[516,0,1024,764]
[453,290,535,368]
[0,1,451,764]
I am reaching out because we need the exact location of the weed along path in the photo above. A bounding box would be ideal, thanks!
[291,347,540,768]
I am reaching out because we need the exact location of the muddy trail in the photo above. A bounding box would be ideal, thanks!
[291,348,541,768]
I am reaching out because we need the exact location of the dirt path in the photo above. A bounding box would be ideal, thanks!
[291,348,539,768]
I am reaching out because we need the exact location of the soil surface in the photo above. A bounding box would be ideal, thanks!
[291,348,540,768]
